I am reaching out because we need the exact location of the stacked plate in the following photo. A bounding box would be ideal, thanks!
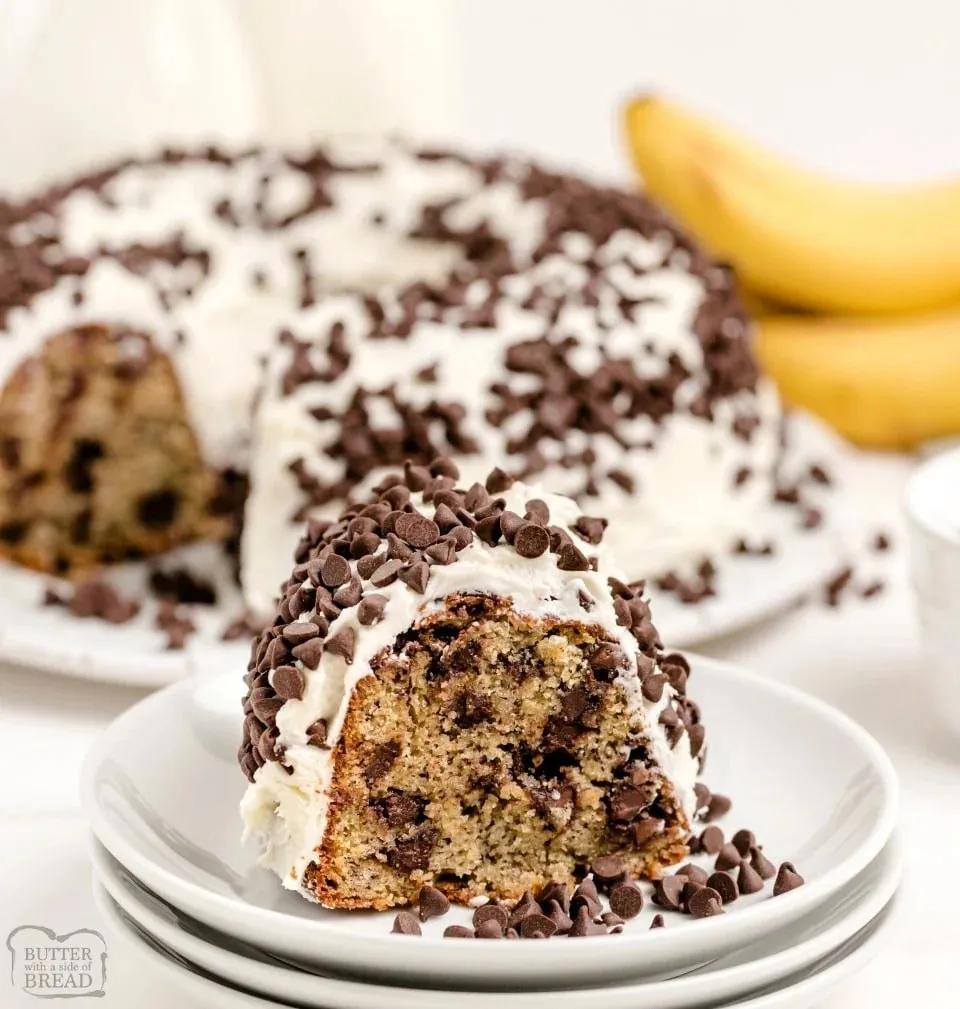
[83,655,900,1008]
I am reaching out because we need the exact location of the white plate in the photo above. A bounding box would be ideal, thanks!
[81,655,898,989]
[93,878,898,1009]
[0,414,844,686]
[92,834,902,1009]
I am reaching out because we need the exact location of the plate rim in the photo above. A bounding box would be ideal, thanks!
[81,653,900,959]
[91,832,902,1005]
[93,876,898,1009]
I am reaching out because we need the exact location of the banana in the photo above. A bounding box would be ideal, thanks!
[755,307,960,449]
[624,96,960,314]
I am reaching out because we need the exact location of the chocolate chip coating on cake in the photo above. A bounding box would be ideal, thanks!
[239,458,705,910]
[0,140,778,594]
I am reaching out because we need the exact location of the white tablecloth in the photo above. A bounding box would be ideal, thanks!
[0,450,952,1007]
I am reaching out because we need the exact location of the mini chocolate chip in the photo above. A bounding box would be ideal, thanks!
[325,626,356,663]
[399,561,429,594]
[485,467,513,493]
[475,514,502,545]
[572,515,607,545]
[650,914,665,929]
[514,522,550,558]
[333,577,362,608]
[715,843,741,871]
[524,499,550,525]
[653,875,684,911]
[773,862,804,896]
[708,871,739,904]
[750,846,777,880]
[569,905,606,936]
[674,863,709,885]
[443,925,474,938]
[591,855,627,888]
[556,542,590,571]
[500,510,524,543]
[370,558,403,587]
[396,512,440,549]
[321,554,351,588]
[358,594,387,625]
[704,794,732,822]
[688,886,724,919]
[391,911,421,935]
[282,621,320,645]
[418,885,450,921]
[731,829,756,857]
[699,825,725,855]
[693,783,712,816]
[425,540,456,565]
[642,673,668,703]
[473,902,510,931]
[542,899,573,933]
[609,882,644,919]
[537,882,569,912]
[475,919,503,939]
[271,665,305,700]
[519,913,557,939]
[737,859,765,895]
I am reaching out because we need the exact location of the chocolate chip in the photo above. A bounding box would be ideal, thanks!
[399,561,429,593]
[485,467,513,493]
[370,559,403,587]
[699,826,724,855]
[391,911,421,935]
[475,514,502,545]
[707,871,739,904]
[333,576,362,608]
[395,512,440,549]
[609,882,644,919]
[524,499,550,525]
[325,626,356,663]
[388,825,438,873]
[364,740,400,785]
[475,919,503,939]
[750,846,776,881]
[773,862,804,895]
[642,673,668,703]
[715,843,741,871]
[688,886,724,918]
[591,855,627,888]
[572,515,607,545]
[556,542,590,571]
[674,863,709,885]
[519,913,557,939]
[631,817,665,846]
[704,794,732,822]
[306,719,328,746]
[569,905,606,936]
[542,899,573,933]
[514,522,550,558]
[650,914,665,929]
[731,829,756,857]
[358,594,387,625]
[443,925,474,938]
[282,621,320,645]
[537,882,569,912]
[425,540,456,565]
[737,859,765,895]
[570,879,601,917]
[418,885,450,921]
[271,665,305,700]
[321,553,351,588]
[653,875,684,911]
[473,902,509,931]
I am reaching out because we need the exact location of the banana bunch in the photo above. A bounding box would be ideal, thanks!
[624,95,960,448]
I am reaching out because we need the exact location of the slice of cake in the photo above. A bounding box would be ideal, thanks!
[239,457,703,910]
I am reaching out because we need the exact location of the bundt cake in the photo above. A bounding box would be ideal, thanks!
[0,140,780,607]
[239,458,703,910]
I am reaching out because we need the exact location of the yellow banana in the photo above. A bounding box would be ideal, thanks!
[624,96,960,314]
[755,308,960,449]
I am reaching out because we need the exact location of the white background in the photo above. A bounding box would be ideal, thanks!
[0,2,956,1006]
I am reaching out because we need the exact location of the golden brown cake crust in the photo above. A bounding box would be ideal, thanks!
[302,594,689,911]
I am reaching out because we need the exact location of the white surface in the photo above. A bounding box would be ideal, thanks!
[92,834,901,1009]
[92,879,901,1009]
[0,453,950,1007]
[80,655,897,989]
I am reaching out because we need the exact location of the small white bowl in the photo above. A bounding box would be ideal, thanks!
[905,447,960,732]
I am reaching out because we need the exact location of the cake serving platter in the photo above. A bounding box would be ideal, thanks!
[81,655,898,989]
[92,834,901,1007]
[0,414,848,687]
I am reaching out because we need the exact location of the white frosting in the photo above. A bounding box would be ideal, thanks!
[240,482,701,898]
